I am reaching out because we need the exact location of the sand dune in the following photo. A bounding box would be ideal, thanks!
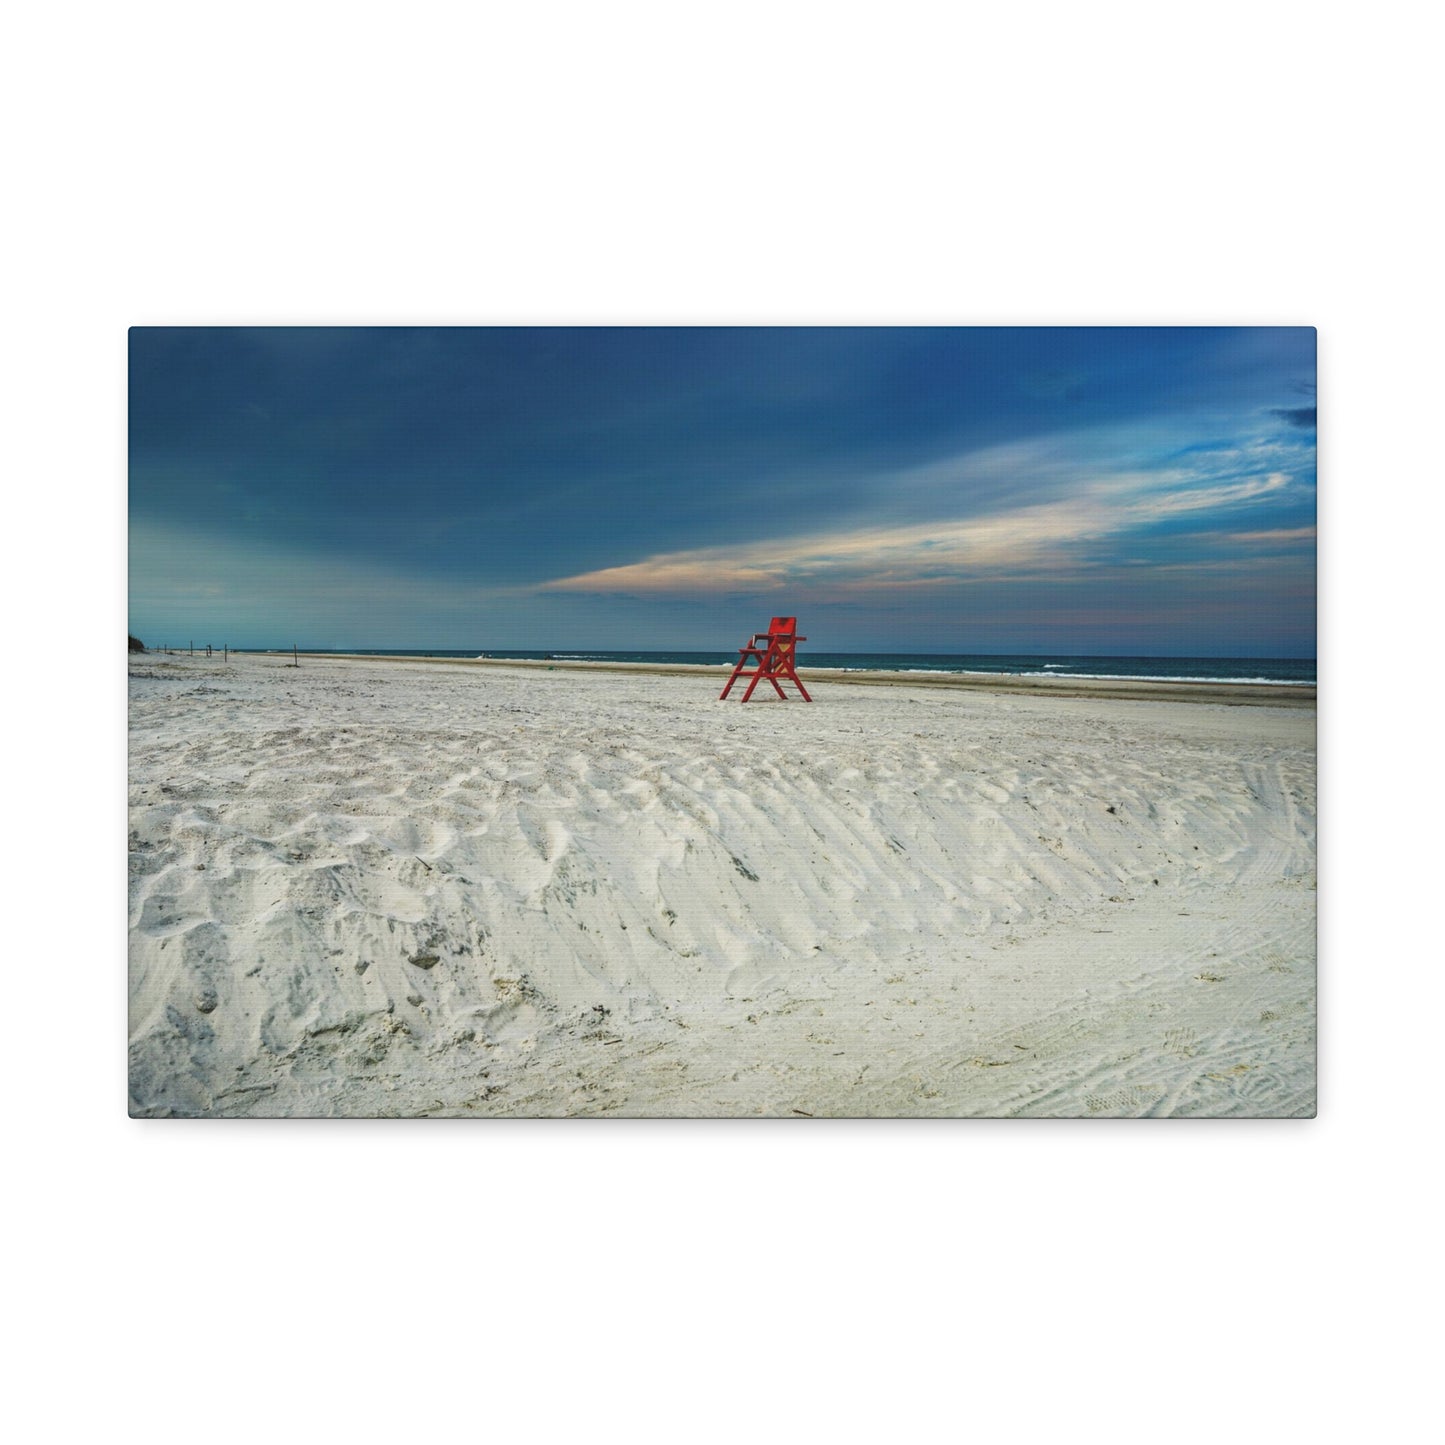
[128,653,1316,1117]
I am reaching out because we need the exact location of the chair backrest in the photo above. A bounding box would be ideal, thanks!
[767,618,798,661]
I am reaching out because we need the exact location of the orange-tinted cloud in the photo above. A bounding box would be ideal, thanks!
[538,468,1304,598]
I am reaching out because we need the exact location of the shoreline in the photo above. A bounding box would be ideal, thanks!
[260,651,1317,708]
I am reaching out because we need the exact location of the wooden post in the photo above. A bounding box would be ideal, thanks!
[293,643,298,667]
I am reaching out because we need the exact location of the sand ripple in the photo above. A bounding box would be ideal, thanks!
[128,654,1315,1116]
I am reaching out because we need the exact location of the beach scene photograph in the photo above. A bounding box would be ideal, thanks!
[127,325,1317,1118]
[26,2,1444,1435]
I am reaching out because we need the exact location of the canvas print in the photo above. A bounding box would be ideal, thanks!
[127,327,1317,1117]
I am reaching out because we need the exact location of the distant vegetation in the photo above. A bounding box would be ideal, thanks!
[128,635,146,653]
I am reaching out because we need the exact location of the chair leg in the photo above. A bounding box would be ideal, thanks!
[740,668,789,702]
[719,657,749,699]
[722,639,810,702]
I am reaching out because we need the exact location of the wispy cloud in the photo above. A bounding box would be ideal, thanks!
[538,446,1303,599]
[1217,526,1317,545]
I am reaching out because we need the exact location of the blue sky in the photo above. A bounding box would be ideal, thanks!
[128,327,1316,654]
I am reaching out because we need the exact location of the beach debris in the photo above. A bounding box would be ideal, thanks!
[406,993,424,1006]
[791,1109,814,1117]
[194,987,219,1014]
[409,952,441,968]
[730,854,760,881]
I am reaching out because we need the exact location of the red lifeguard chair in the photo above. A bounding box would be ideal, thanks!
[719,617,812,702]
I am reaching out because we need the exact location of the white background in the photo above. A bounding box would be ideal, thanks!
[7,3,1437,1440]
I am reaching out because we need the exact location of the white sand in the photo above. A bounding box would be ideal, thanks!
[127,652,1316,1117]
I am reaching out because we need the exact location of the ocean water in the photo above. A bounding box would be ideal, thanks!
[256,649,1317,686]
